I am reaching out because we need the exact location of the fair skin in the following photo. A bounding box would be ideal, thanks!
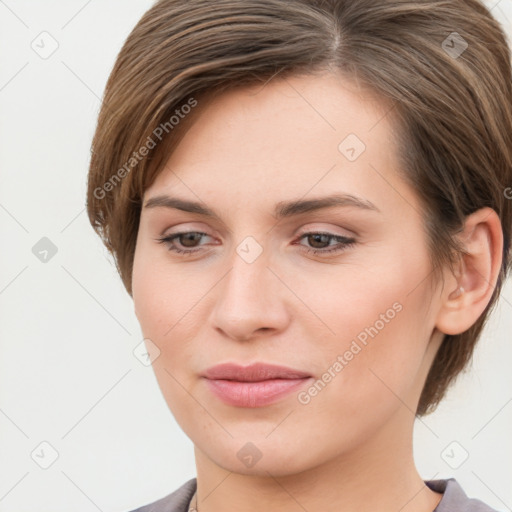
[131,71,502,512]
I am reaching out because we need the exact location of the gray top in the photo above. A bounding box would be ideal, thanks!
[128,477,500,512]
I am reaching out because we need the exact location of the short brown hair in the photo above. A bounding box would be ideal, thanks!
[86,0,512,415]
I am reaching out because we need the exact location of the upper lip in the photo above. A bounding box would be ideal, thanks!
[202,362,311,382]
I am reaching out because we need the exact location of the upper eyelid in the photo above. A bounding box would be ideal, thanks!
[161,220,358,237]
[161,229,355,246]
[161,227,353,238]
[152,208,366,237]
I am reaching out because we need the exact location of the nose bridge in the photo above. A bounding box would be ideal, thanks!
[211,236,288,339]
[223,238,275,306]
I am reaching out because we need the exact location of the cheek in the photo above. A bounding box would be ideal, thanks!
[132,245,210,408]
[132,249,197,410]
[133,227,434,412]
[132,244,203,338]
[294,250,433,408]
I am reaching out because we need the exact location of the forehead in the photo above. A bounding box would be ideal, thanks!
[144,71,410,220]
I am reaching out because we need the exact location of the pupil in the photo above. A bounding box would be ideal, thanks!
[181,233,200,247]
[310,234,328,248]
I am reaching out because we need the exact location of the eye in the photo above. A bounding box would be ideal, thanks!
[295,232,356,255]
[156,230,356,257]
[156,231,213,255]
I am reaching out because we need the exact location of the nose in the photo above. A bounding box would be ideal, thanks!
[210,244,290,342]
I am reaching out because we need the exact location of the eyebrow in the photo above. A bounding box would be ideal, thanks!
[143,193,380,220]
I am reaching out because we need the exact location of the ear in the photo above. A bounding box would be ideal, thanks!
[435,207,503,335]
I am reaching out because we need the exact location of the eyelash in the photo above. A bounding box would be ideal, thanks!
[156,231,356,256]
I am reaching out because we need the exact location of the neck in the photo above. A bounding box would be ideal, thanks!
[193,408,442,512]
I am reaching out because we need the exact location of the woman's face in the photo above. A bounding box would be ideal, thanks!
[132,71,446,475]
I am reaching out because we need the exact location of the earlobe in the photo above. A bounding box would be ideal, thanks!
[435,207,503,336]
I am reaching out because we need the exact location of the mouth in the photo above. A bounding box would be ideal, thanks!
[201,362,313,407]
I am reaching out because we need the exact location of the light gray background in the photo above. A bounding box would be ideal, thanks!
[0,1,511,511]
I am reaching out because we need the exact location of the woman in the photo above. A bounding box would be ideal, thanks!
[86,0,512,511]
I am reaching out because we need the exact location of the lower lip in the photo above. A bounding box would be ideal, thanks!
[204,377,312,407]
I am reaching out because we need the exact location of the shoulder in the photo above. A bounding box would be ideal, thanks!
[126,477,500,512]
[426,478,501,512]
[127,477,197,512]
